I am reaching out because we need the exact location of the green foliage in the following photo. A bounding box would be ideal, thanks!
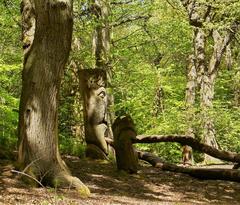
[0,0,22,152]
[0,0,22,63]
[214,69,240,152]
[59,134,86,157]
[111,1,192,161]
[0,64,21,150]
[1,0,240,164]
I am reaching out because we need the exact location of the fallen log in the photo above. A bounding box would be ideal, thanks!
[133,135,240,164]
[134,148,240,182]
[111,116,240,182]
[135,148,240,182]
[137,151,240,182]
[137,151,164,167]
[159,162,240,182]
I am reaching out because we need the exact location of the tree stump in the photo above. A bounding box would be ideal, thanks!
[112,116,138,174]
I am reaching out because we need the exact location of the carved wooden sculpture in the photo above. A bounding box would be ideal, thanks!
[112,116,138,174]
[79,69,111,159]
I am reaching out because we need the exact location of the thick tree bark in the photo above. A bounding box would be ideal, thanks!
[91,0,111,70]
[18,0,89,195]
[185,55,197,110]
[194,28,206,86]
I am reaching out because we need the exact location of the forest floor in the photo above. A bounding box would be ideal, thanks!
[1,155,240,205]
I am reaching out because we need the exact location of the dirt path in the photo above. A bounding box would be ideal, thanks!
[1,157,240,204]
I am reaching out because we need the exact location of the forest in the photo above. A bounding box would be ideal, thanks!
[1,0,240,204]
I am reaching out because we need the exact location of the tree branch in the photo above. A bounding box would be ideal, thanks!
[208,22,239,76]
[112,15,151,27]
[133,135,240,163]
[111,0,134,5]
[157,161,240,182]
[112,28,142,44]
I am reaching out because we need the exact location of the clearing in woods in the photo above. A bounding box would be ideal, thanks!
[0,156,240,205]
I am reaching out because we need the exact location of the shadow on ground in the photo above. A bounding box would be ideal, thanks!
[66,156,240,204]
[1,157,240,204]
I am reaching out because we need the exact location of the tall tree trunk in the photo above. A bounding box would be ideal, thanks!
[200,30,235,162]
[152,86,164,117]
[91,0,111,71]
[192,27,217,163]
[181,0,239,163]
[194,28,206,86]
[200,74,218,157]
[18,0,89,195]
[183,54,197,164]
[199,29,216,151]
[65,37,85,141]
[91,0,114,138]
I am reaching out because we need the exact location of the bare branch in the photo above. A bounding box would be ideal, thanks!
[112,15,152,27]
[112,28,142,44]
[133,135,240,163]
[12,169,45,188]
[111,0,134,5]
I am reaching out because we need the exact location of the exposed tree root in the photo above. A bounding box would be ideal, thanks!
[53,171,90,197]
